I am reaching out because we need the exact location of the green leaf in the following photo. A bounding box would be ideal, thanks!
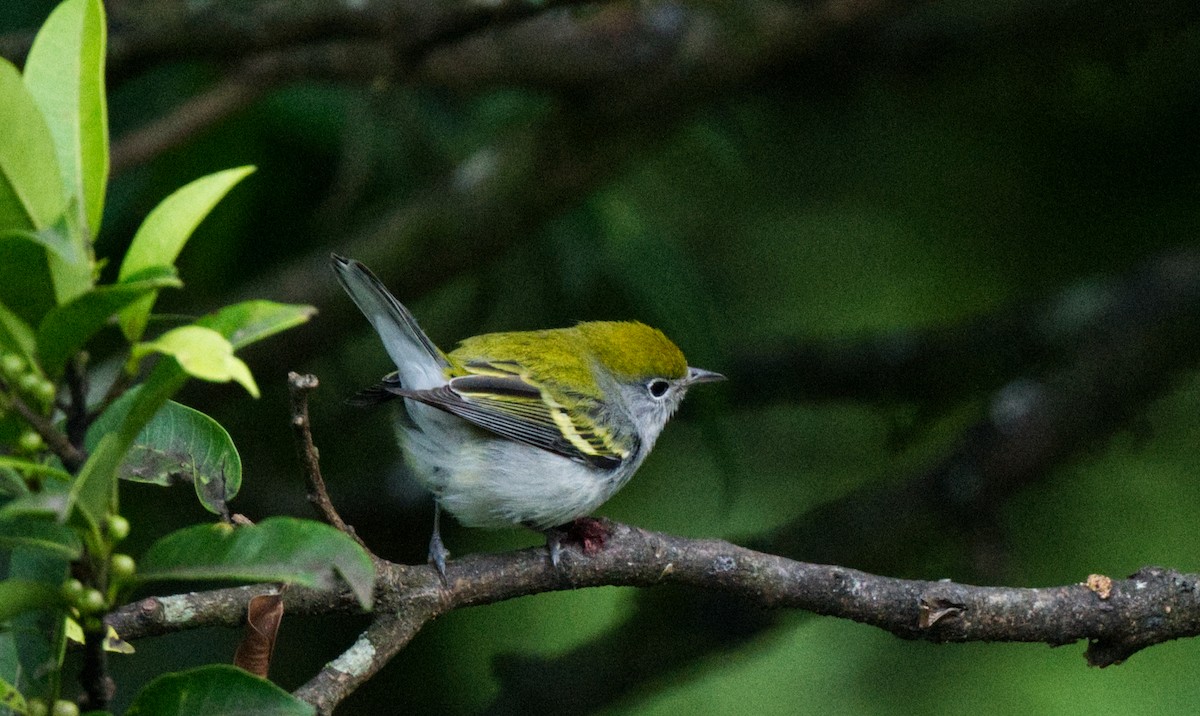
[0,226,76,271]
[0,673,27,715]
[126,665,315,716]
[35,272,182,379]
[22,0,108,241]
[0,486,70,521]
[196,300,316,350]
[0,59,65,233]
[0,467,25,498]
[0,236,56,326]
[132,326,259,398]
[4,549,68,701]
[0,514,81,560]
[117,166,255,341]
[0,580,64,622]
[67,359,189,532]
[0,457,72,484]
[0,300,38,369]
[138,517,375,610]
[110,399,242,515]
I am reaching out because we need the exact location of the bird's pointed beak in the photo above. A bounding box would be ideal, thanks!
[685,367,726,385]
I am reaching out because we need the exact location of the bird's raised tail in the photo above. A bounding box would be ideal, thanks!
[330,254,450,391]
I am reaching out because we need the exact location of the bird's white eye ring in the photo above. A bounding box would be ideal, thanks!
[647,379,670,399]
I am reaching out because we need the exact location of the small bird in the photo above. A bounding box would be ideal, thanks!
[331,254,724,576]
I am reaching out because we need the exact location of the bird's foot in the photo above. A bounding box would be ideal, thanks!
[428,529,450,583]
[543,517,611,568]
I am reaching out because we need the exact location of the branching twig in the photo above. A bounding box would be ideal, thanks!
[293,611,430,716]
[105,523,1200,712]
[3,384,86,473]
[287,372,371,554]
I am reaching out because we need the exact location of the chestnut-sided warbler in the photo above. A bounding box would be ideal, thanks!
[331,255,723,575]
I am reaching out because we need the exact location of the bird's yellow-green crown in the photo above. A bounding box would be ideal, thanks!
[575,321,687,381]
[449,321,687,394]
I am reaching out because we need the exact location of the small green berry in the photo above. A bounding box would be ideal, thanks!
[50,700,80,716]
[110,553,136,582]
[17,430,44,453]
[18,372,41,394]
[78,588,106,615]
[105,514,131,543]
[0,353,24,377]
[26,698,49,716]
[33,379,57,404]
[60,578,86,603]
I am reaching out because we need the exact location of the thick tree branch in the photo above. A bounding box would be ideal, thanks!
[107,523,1200,712]
[482,248,1200,711]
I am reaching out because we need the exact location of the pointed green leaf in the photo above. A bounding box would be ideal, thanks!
[132,326,259,398]
[126,665,315,716]
[36,272,182,379]
[117,166,255,341]
[91,398,242,515]
[23,0,108,241]
[0,59,65,233]
[0,580,65,622]
[196,300,316,350]
[138,517,375,609]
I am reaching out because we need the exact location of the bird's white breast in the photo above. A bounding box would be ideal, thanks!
[397,401,639,530]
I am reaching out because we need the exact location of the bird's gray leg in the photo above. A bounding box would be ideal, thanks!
[544,529,562,569]
[428,502,450,580]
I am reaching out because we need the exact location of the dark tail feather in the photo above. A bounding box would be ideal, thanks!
[346,372,407,407]
[347,384,399,407]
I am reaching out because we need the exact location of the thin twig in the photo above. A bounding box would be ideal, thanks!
[64,353,90,450]
[287,372,372,554]
[80,626,112,710]
[3,382,86,473]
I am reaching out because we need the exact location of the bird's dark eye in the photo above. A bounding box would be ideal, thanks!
[647,379,670,398]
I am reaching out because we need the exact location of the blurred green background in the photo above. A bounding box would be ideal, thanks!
[6,0,1200,713]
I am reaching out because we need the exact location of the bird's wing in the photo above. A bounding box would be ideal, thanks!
[391,369,633,470]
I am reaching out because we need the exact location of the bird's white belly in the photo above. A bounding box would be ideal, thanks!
[398,402,626,530]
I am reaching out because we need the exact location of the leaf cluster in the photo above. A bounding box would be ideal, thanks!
[0,2,372,713]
